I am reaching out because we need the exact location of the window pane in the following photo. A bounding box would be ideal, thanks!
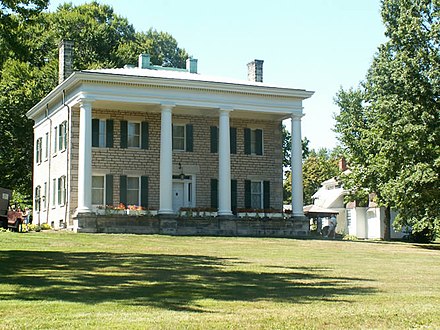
[250,130,256,154]
[99,120,106,147]
[251,181,262,209]
[128,122,140,148]
[127,177,139,205]
[172,125,185,150]
[92,176,104,205]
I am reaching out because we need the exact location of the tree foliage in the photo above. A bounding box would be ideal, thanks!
[334,0,439,240]
[0,1,189,198]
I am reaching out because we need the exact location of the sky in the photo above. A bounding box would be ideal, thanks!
[48,0,386,151]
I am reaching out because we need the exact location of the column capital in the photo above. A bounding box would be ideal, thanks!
[160,103,175,111]
[291,112,304,120]
[218,106,234,113]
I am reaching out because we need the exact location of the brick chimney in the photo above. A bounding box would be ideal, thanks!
[186,57,198,73]
[247,59,264,82]
[339,158,347,171]
[58,40,74,84]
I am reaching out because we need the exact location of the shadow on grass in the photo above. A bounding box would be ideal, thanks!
[0,251,375,311]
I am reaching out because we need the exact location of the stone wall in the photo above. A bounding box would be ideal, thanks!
[70,108,285,213]
[74,214,310,237]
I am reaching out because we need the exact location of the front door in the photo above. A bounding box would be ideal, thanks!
[172,182,185,213]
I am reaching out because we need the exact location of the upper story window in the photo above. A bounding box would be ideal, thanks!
[244,128,263,155]
[44,132,49,161]
[128,122,140,148]
[120,120,148,149]
[172,124,185,151]
[210,126,237,154]
[92,119,114,148]
[35,137,43,164]
[58,121,67,151]
[172,124,193,152]
[53,126,57,155]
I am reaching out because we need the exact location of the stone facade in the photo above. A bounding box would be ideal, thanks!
[84,108,283,212]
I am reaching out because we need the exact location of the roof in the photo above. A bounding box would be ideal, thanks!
[303,205,340,217]
[83,67,307,90]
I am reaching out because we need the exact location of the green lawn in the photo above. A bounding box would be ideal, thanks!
[0,232,439,329]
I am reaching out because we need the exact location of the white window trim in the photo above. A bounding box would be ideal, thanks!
[51,178,56,208]
[57,175,66,206]
[36,137,43,164]
[250,129,264,156]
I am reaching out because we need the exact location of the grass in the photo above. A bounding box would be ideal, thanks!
[0,232,439,329]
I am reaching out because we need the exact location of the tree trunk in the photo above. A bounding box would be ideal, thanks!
[383,206,391,241]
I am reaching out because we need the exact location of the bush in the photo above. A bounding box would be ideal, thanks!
[40,223,52,230]
[343,234,359,241]
[409,227,436,243]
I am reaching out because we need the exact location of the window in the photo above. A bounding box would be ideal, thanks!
[128,122,140,148]
[35,185,41,212]
[173,124,185,151]
[92,175,105,205]
[251,181,263,209]
[93,119,114,148]
[53,126,57,155]
[35,138,43,164]
[43,182,47,211]
[57,176,66,205]
[244,128,263,155]
[210,126,237,154]
[52,179,56,207]
[245,180,270,210]
[44,133,49,160]
[127,176,140,205]
[58,121,67,151]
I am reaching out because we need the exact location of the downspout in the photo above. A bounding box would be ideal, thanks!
[63,90,72,228]
[45,104,52,226]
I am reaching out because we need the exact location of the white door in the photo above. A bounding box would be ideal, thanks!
[172,182,185,213]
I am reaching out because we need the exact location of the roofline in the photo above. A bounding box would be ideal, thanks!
[27,70,314,118]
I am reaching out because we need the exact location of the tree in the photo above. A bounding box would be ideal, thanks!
[334,0,439,241]
[0,0,49,67]
[0,2,189,198]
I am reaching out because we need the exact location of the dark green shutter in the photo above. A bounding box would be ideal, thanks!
[186,124,193,152]
[141,176,148,208]
[105,174,113,206]
[141,122,149,149]
[244,128,251,155]
[211,179,218,209]
[119,175,127,206]
[92,119,99,147]
[263,181,270,209]
[231,179,237,214]
[244,180,251,209]
[230,127,237,154]
[210,126,218,153]
[120,120,128,149]
[106,119,114,148]
[255,129,263,155]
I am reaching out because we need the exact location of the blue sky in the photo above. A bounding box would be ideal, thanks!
[48,0,386,150]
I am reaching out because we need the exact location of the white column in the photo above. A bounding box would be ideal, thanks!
[159,104,174,214]
[291,114,304,217]
[218,109,232,216]
[76,100,93,213]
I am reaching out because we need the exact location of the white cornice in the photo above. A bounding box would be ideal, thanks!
[27,71,314,119]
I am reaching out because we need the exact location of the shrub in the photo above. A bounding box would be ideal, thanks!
[40,223,52,230]
[343,234,359,241]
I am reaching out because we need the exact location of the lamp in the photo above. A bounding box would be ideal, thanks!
[178,162,185,180]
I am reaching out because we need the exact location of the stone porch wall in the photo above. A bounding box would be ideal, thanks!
[74,214,310,237]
